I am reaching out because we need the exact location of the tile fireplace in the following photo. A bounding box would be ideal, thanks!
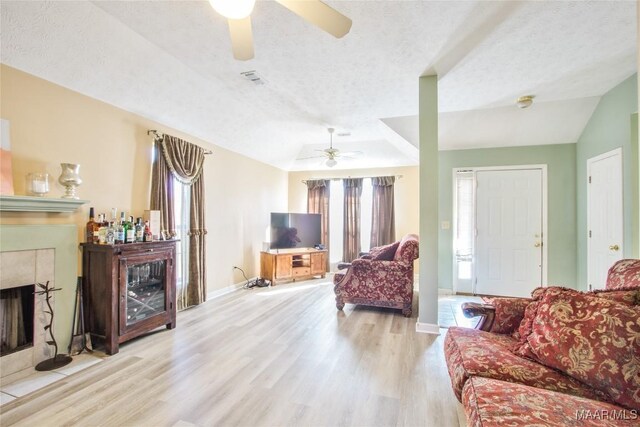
[0,225,77,379]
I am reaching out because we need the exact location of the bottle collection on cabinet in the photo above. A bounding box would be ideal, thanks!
[85,207,153,245]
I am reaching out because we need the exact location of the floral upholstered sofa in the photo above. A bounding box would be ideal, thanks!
[334,234,419,317]
[444,259,640,427]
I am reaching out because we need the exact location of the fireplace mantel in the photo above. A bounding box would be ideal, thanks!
[0,195,88,212]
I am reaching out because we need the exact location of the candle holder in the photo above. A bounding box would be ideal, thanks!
[58,163,82,199]
[27,172,49,197]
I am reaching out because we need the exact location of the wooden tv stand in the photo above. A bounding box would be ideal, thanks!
[260,248,327,285]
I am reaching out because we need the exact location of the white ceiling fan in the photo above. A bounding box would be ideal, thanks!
[297,128,363,167]
[209,0,352,60]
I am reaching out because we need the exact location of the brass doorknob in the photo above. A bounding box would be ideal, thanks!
[534,242,542,248]
[609,244,620,251]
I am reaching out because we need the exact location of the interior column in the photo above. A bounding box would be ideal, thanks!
[417,74,439,334]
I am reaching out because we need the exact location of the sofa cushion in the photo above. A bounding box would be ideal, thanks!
[514,287,582,357]
[484,297,531,335]
[368,241,399,261]
[523,290,640,411]
[463,377,638,427]
[513,286,639,356]
[444,327,605,402]
[606,259,640,289]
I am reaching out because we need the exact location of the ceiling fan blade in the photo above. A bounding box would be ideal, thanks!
[275,0,352,38]
[337,151,363,158]
[228,17,254,60]
[296,155,327,160]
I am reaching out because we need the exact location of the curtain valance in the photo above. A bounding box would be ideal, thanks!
[160,134,205,185]
[371,176,395,187]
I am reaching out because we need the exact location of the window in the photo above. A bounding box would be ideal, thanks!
[173,177,190,292]
[328,178,374,269]
[454,171,475,284]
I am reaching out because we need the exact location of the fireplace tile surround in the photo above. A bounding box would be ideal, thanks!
[0,225,77,379]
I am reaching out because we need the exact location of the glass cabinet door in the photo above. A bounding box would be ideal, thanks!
[124,259,166,326]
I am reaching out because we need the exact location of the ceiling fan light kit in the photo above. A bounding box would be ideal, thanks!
[208,0,255,19]
[516,95,535,109]
[326,158,337,168]
[209,0,352,60]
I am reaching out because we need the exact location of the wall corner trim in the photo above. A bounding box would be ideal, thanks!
[415,322,441,335]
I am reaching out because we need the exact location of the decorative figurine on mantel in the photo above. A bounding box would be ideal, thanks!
[58,163,82,199]
[34,281,72,371]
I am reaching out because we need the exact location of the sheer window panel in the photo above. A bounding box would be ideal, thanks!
[173,177,190,293]
[455,172,474,280]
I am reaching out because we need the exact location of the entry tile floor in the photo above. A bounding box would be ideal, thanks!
[438,294,483,329]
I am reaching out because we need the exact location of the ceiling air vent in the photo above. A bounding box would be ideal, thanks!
[240,70,265,85]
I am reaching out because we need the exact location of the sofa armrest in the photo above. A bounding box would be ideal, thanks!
[337,262,351,270]
[462,297,532,334]
[461,302,496,331]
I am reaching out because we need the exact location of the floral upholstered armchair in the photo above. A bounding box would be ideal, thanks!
[333,234,419,317]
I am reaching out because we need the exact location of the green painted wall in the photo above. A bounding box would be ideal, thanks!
[576,74,638,289]
[438,143,577,290]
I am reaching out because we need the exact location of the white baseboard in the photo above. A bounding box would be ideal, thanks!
[415,322,441,335]
[438,288,454,295]
[206,280,247,301]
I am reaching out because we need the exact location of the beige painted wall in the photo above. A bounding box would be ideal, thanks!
[0,65,288,292]
[288,165,419,248]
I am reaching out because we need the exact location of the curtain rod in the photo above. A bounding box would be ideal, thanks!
[147,130,213,155]
[301,175,403,185]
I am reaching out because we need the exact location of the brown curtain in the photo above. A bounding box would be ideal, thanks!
[343,178,363,262]
[151,134,207,309]
[370,176,396,247]
[306,179,330,269]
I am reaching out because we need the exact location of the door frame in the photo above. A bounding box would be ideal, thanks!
[452,164,548,294]
[586,147,624,290]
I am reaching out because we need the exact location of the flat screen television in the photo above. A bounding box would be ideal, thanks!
[270,213,322,250]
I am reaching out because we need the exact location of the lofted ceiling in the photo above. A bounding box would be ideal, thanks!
[1,1,637,171]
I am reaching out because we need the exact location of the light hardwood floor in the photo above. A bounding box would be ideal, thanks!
[0,279,467,427]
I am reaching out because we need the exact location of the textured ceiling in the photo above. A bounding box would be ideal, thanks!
[1,1,637,171]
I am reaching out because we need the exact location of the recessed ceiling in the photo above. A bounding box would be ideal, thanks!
[1,1,636,171]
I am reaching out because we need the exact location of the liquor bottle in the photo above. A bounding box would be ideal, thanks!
[135,217,144,242]
[143,221,153,242]
[105,222,116,245]
[85,207,99,243]
[98,214,108,244]
[126,215,136,243]
[115,212,126,244]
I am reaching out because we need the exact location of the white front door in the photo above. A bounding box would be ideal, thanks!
[475,169,543,297]
[588,148,623,290]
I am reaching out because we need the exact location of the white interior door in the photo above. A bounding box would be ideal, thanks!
[476,169,543,297]
[588,149,623,290]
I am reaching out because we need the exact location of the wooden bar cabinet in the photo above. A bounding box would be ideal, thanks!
[81,241,177,355]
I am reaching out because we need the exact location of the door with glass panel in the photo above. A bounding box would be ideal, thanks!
[119,250,174,336]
